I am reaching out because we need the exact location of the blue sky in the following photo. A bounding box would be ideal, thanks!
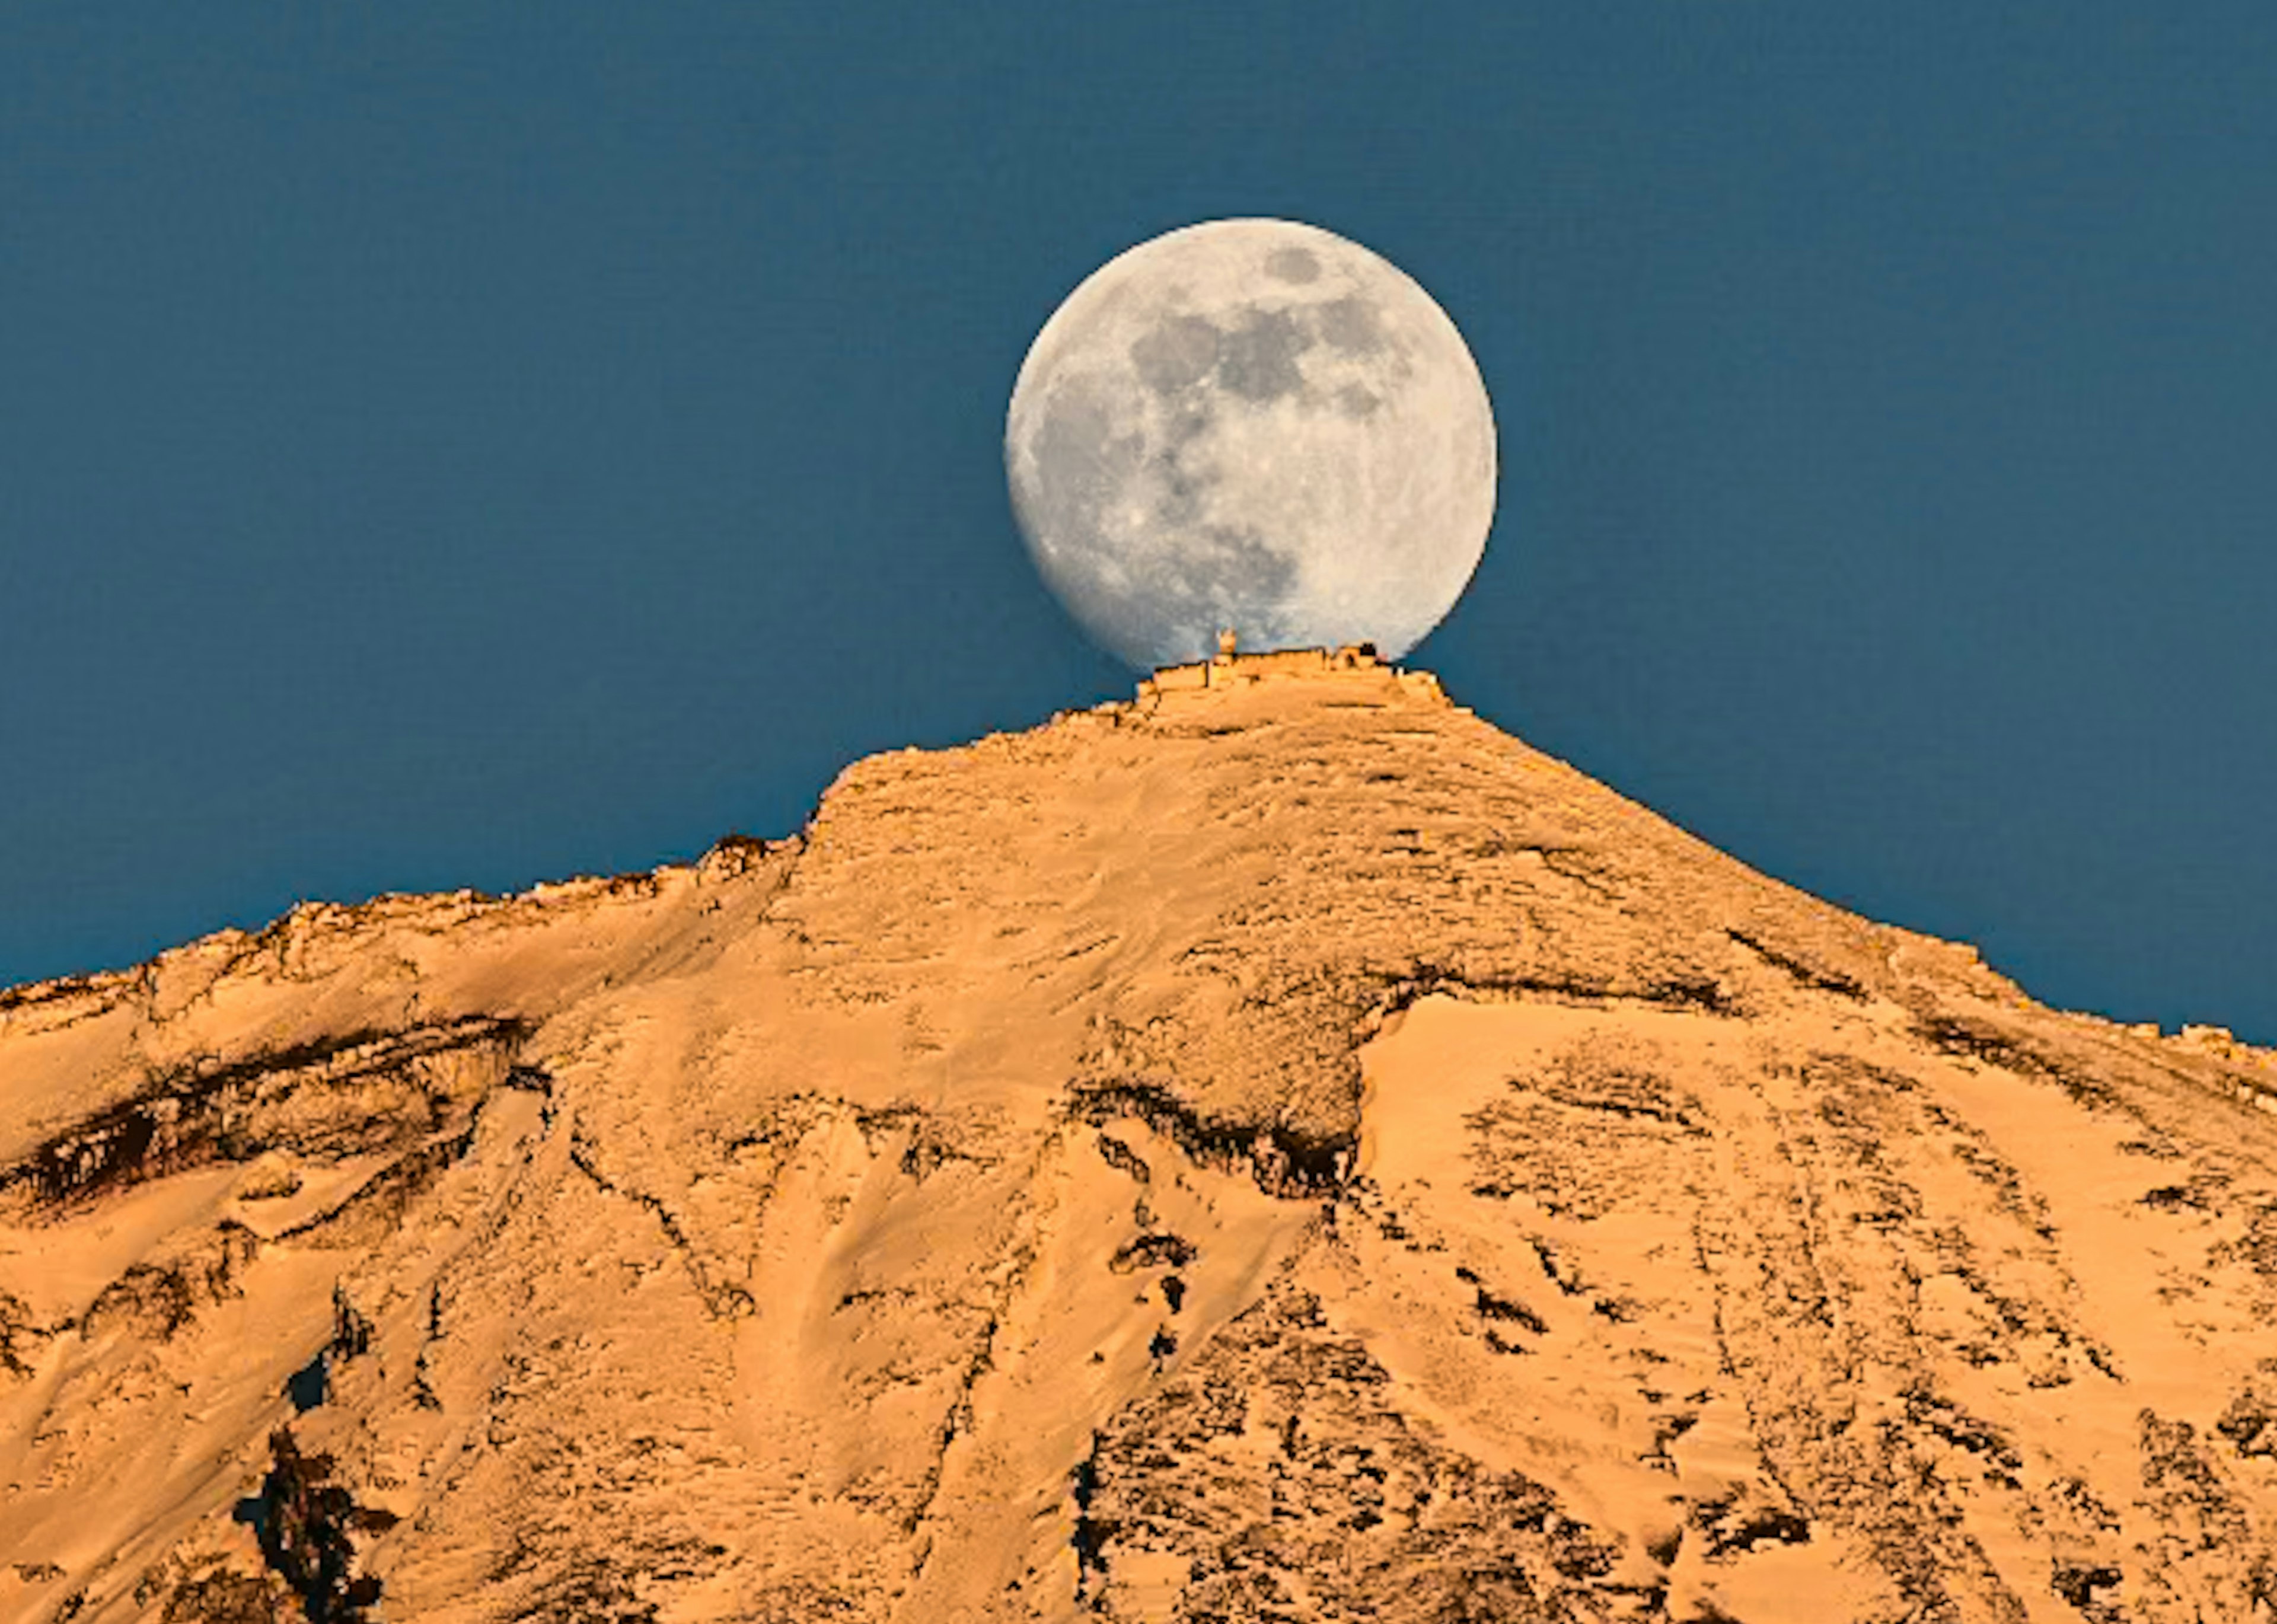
[4,2,2272,1042]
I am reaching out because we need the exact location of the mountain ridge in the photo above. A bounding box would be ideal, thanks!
[3,662,2273,1622]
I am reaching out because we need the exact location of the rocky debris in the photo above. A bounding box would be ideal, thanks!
[1,664,2272,1621]
[2,1017,527,1215]
[1070,1284,1635,1622]
[158,1569,295,1624]
[230,1428,397,1622]
[81,1223,263,1343]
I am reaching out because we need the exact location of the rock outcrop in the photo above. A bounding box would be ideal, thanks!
[2,662,2272,1622]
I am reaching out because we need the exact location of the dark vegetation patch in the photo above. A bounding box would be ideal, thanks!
[2230,1205,2277,1278]
[2137,1411,2239,1516]
[480,1526,734,1617]
[846,1102,996,1182]
[1699,1506,1812,1559]
[1465,1042,1708,1221]
[699,831,798,879]
[1071,1285,1628,1615]
[278,1117,485,1252]
[1471,1287,1538,1326]
[1069,1441,1114,1606]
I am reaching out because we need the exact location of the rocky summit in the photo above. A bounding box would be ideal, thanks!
[2,661,2273,1623]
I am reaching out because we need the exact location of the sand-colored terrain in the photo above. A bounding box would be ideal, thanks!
[2,662,2272,1621]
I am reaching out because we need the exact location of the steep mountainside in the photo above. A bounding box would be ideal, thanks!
[2,662,2273,1623]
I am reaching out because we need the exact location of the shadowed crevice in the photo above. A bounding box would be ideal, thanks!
[2,1016,531,1213]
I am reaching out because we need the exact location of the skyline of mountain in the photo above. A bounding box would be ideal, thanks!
[4,658,2271,1621]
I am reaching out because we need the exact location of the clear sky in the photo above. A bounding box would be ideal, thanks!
[4,3,2272,1045]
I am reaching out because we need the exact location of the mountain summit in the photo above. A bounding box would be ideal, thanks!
[3,661,2273,1622]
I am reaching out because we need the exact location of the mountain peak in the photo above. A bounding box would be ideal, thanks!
[3,688,2273,1620]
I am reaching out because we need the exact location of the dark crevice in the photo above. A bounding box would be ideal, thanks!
[1094,1133,1150,1183]
[1455,1265,1550,1333]
[566,1133,752,1320]
[1472,1287,1549,1336]
[0,968,133,1019]
[1370,964,1738,1021]
[899,1310,1007,1553]
[1913,1016,2116,1109]
[1725,929,1870,1001]
[1070,1438,1114,1610]
[230,1427,397,1623]
[1067,1080,1354,1199]
[331,1286,372,1360]
[273,1116,484,1247]
[285,1352,328,1413]
[0,1287,50,1377]
[3,1016,531,1213]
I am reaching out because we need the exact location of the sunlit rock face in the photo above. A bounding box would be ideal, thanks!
[4,660,2275,1623]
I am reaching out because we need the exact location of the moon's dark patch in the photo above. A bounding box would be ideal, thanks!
[1022,381,1142,558]
[1164,401,1213,443]
[1218,307,1312,403]
[1153,451,1214,527]
[1057,517,1298,669]
[1147,522,1300,650]
[1264,246,1321,283]
[1130,314,1220,396]
[1312,295,1387,356]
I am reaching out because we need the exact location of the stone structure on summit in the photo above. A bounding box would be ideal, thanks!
[1134,634,1446,707]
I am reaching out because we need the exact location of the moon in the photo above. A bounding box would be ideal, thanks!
[1005,218,1496,671]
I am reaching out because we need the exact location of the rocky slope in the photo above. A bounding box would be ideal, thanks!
[1,662,2272,1623]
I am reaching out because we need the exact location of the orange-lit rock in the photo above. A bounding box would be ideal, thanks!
[3,665,2272,1621]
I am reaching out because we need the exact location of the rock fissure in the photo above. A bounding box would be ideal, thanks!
[4,1016,529,1214]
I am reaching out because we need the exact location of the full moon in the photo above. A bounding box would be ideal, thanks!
[1006,218,1496,671]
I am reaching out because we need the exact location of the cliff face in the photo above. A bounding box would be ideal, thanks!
[2,665,2273,1624]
